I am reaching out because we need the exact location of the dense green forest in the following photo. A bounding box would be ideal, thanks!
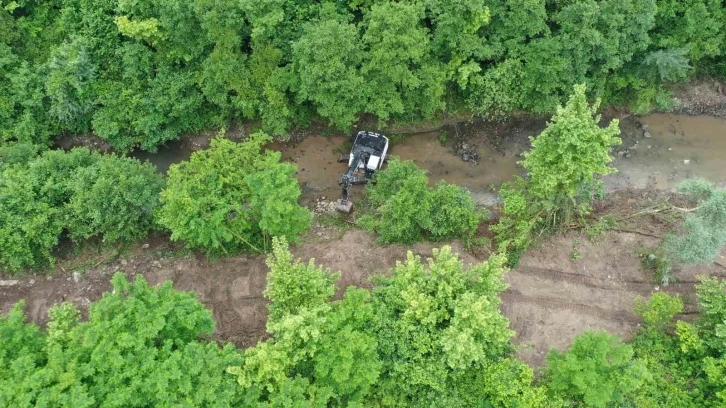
[1,0,724,151]
[3,240,726,407]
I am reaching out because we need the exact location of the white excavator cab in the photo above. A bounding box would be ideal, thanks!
[336,131,389,213]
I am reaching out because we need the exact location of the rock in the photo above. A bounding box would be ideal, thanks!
[0,280,19,287]
[141,243,150,249]
[641,124,649,131]
[152,261,162,268]
[120,259,128,266]
[625,153,632,158]
[72,271,82,283]
[29,279,35,285]
[683,159,690,165]
[643,131,651,138]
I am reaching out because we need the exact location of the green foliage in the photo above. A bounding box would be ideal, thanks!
[3,0,722,150]
[66,155,165,243]
[635,292,684,331]
[627,279,726,407]
[292,18,366,130]
[264,237,339,323]
[233,242,380,406]
[0,274,245,407]
[370,249,518,405]
[663,179,726,266]
[361,158,480,244]
[546,330,650,407]
[493,84,621,265]
[0,148,162,272]
[157,132,311,254]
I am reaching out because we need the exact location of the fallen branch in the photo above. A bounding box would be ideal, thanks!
[619,206,671,220]
[612,228,663,239]
[714,261,726,270]
[671,205,700,213]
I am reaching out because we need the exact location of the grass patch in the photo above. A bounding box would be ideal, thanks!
[583,215,618,240]
[313,213,353,231]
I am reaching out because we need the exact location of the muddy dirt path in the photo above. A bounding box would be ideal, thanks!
[2,226,724,367]
[131,114,726,205]
[5,113,726,368]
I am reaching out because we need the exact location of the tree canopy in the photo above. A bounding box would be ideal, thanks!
[1,0,723,150]
[3,244,726,406]
[156,132,311,254]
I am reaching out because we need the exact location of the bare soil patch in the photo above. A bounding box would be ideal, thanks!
[3,210,725,367]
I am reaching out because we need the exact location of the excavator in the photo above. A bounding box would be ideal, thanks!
[336,131,389,213]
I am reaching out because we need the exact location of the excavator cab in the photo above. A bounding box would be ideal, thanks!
[336,131,389,213]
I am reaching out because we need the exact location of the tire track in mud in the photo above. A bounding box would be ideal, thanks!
[512,266,696,295]
[503,266,700,325]
[501,289,640,324]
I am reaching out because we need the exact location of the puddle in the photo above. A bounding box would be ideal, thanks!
[127,114,726,205]
[606,114,726,191]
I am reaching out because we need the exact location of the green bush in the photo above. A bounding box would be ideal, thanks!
[546,331,650,408]
[492,84,621,266]
[0,148,164,272]
[427,182,480,241]
[663,179,726,266]
[361,158,479,244]
[66,155,165,243]
[157,132,311,254]
[0,274,245,407]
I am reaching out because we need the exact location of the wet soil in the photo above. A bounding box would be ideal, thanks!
[3,219,725,367]
[9,111,726,368]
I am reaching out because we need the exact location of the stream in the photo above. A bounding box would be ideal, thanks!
[130,114,726,205]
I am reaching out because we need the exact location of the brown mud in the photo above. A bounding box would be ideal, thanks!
[9,108,726,368]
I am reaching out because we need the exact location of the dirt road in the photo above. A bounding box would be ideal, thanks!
[5,112,726,367]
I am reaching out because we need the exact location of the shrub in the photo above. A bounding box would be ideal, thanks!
[361,158,479,244]
[634,293,684,331]
[157,132,311,254]
[0,148,163,272]
[648,179,726,285]
[663,179,726,266]
[545,331,650,408]
[0,274,245,406]
[66,155,165,243]
[428,182,480,240]
[492,84,621,266]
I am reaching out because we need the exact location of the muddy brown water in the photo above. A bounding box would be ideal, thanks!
[129,114,726,205]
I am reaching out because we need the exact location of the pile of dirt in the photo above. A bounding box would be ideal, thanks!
[312,196,339,214]
[673,81,726,118]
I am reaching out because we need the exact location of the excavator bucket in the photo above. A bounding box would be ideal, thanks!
[336,199,353,214]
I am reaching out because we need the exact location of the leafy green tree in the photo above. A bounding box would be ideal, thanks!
[361,1,446,121]
[264,237,340,322]
[663,180,726,266]
[546,330,651,407]
[360,159,432,243]
[0,148,163,272]
[0,274,245,407]
[370,248,518,406]
[292,18,367,130]
[493,84,621,265]
[361,158,479,244]
[650,0,724,62]
[232,238,381,406]
[66,155,165,243]
[157,132,311,254]
[427,181,480,241]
